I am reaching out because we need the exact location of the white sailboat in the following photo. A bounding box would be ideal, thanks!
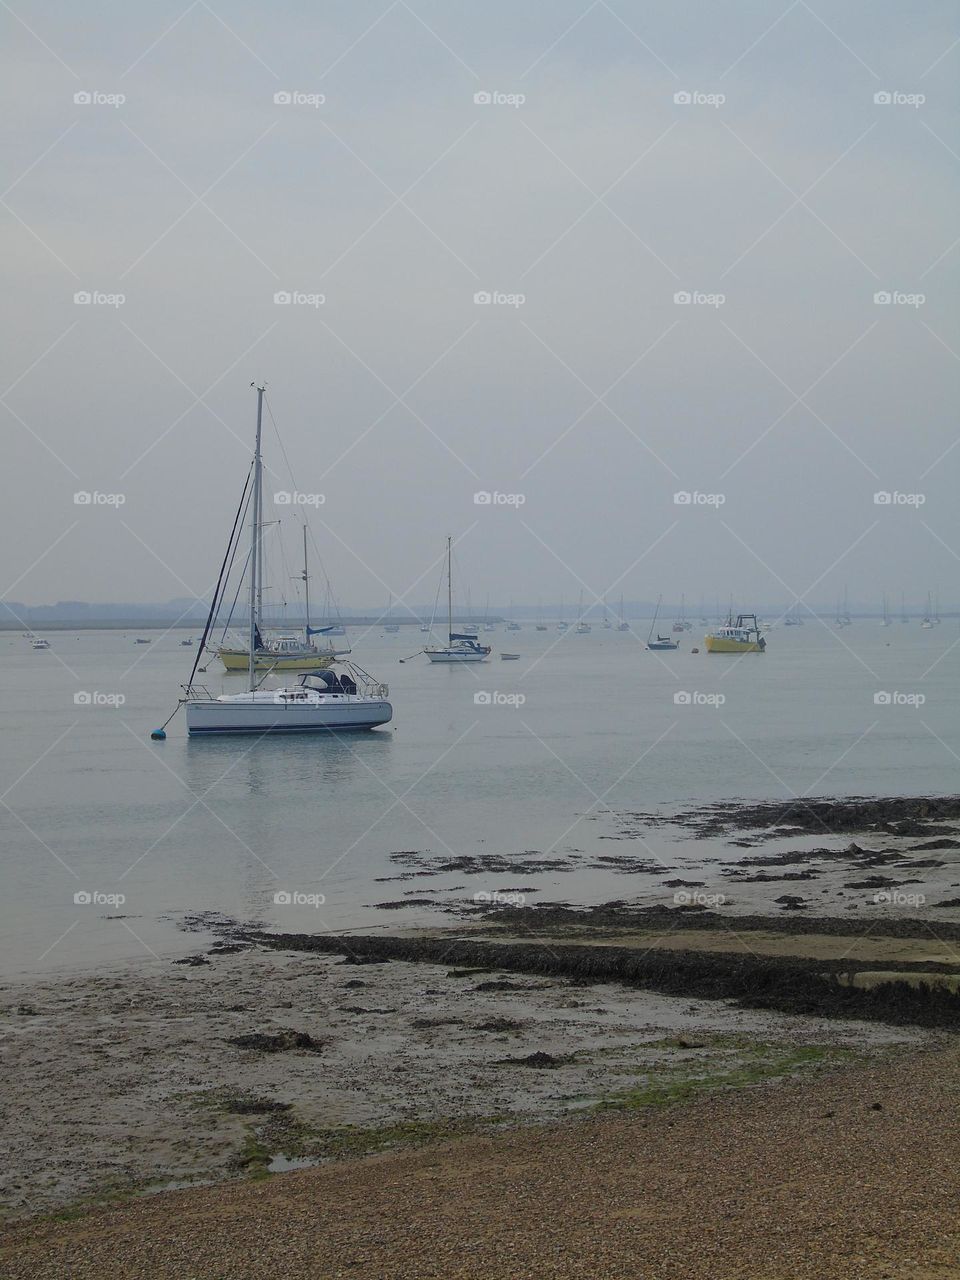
[575,591,591,633]
[424,537,491,663]
[181,386,392,736]
[617,594,629,631]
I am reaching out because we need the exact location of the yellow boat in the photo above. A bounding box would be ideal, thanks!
[704,614,766,654]
[218,634,343,672]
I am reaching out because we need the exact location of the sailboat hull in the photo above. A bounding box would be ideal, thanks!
[218,648,339,672]
[186,696,392,734]
[704,635,763,654]
[425,649,488,663]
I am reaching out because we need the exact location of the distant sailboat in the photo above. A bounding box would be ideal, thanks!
[617,594,629,632]
[424,538,491,662]
[647,596,679,651]
[575,591,591,634]
[880,594,890,627]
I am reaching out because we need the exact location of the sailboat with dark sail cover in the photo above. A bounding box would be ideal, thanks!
[424,537,491,662]
[178,386,391,735]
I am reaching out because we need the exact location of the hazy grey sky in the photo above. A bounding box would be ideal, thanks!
[3,1,958,614]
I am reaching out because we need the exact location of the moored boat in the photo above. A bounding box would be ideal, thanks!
[705,613,766,654]
[424,537,491,663]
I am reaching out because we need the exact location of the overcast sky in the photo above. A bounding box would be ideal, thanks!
[3,1,958,616]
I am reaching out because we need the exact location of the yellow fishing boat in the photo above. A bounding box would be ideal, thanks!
[704,613,766,654]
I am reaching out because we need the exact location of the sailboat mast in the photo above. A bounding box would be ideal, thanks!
[248,385,265,691]
[446,536,453,640]
[302,525,310,638]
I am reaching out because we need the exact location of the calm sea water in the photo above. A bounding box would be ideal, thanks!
[2,621,956,976]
